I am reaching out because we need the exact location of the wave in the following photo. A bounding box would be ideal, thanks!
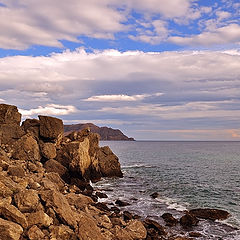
[122,164,155,169]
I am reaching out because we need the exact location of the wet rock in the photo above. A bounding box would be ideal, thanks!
[14,189,40,213]
[189,231,202,237]
[39,115,64,141]
[27,225,45,240]
[12,134,41,161]
[98,146,123,177]
[180,213,199,228]
[162,213,178,226]
[150,192,159,199]
[189,208,230,221]
[0,104,21,125]
[144,218,167,236]
[115,199,130,207]
[0,217,23,240]
[40,142,56,159]
[49,225,78,240]
[27,210,53,227]
[93,202,111,212]
[95,191,108,198]
[111,206,121,214]
[123,211,133,221]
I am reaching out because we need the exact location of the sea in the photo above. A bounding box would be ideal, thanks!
[94,141,240,239]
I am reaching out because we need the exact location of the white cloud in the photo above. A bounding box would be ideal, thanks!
[84,93,163,102]
[19,104,77,117]
[169,24,240,46]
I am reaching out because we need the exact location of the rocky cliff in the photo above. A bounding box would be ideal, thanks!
[64,123,135,141]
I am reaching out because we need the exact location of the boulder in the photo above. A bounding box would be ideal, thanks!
[27,225,45,240]
[150,192,159,199]
[27,210,53,227]
[189,208,230,221]
[40,142,56,159]
[44,159,69,180]
[98,146,123,177]
[8,165,25,177]
[21,119,40,139]
[0,217,23,240]
[12,134,41,161]
[66,193,93,210]
[0,202,28,228]
[14,189,40,213]
[49,225,78,240]
[0,124,25,145]
[115,199,130,207]
[125,220,147,239]
[39,115,64,141]
[144,218,167,236]
[114,225,133,240]
[162,213,178,226]
[0,104,21,125]
[0,181,13,198]
[180,213,199,228]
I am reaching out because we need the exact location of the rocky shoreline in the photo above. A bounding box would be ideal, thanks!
[0,103,236,240]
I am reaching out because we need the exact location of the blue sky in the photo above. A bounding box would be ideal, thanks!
[0,0,240,140]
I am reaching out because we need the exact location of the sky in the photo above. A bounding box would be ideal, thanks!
[0,0,240,140]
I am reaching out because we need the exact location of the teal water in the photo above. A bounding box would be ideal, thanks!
[97,141,240,239]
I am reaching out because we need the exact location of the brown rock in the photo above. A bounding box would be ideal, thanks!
[189,208,230,221]
[95,191,108,198]
[0,217,23,240]
[27,210,53,227]
[14,189,40,213]
[50,225,77,240]
[180,213,199,228]
[115,199,130,207]
[162,213,178,226]
[0,181,13,198]
[44,159,69,180]
[93,202,111,212]
[40,190,77,228]
[40,142,56,159]
[189,231,202,237]
[98,146,123,177]
[66,193,93,210]
[21,119,40,139]
[114,225,133,240]
[125,220,147,239]
[76,211,105,240]
[0,124,25,145]
[12,134,41,161]
[44,172,65,191]
[27,225,45,240]
[0,202,28,228]
[123,211,133,221]
[8,165,25,177]
[144,218,167,236]
[0,104,21,125]
[39,115,64,141]
[150,192,159,199]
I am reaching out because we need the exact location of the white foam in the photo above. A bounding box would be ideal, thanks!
[155,196,189,211]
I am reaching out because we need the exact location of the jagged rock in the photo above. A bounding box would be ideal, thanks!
[27,225,45,240]
[95,191,108,198]
[150,192,159,199]
[40,190,77,228]
[12,134,41,161]
[21,119,40,139]
[115,199,130,207]
[14,189,40,213]
[189,232,202,237]
[0,217,23,240]
[49,225,77,240]
[40,142,56,159]
[162,213,178,226]
[76,211,105,240]
[44,172,65,191]
[39,115,64,141]
[0,124,25,145]
[114,225,133,240]
[180,213,199,228]
[27,210,53,227]
[98,146,123,177]
[144,218,167,236]
[0,181,13,198]
[8,165,25,177]
[0,104,21,125]
[66,193,93,210]
[123,211,133,221]
[44,159,69,180]
[0,201,28,228]
[189,208,230,221]
[125,220,147,239]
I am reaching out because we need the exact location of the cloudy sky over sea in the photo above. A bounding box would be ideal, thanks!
[0,0,240,140]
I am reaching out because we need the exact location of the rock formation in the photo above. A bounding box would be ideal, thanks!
[64,123,135,141]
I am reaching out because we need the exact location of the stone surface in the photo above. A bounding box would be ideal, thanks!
[27,210,53,227]
[50,225,78,240]
[0,124,25,145]
[14,189,40,213]
[12,134,41,161]
[44,159,69,180]
[66,193,93,210]
[21,119,40,139]
[98,146,123,177]
[27,225,45,240]
[0,104,21,125]
[144,218,167,236]
[0,217,23,240]
[40,142,56,159]
[162,213,178,226]
[180,213,199,228]
[125,220,147,239]
[39,115,64,140]
[189,208,230,221]
[8,165,25,177]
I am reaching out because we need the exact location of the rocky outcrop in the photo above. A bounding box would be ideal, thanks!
[64,122,135,141]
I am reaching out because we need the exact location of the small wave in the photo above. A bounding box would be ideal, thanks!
[122,164,155,169]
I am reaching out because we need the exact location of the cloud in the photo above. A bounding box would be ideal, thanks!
[19,104,77,118]
[169,24,240,46]
[84,93,163,102]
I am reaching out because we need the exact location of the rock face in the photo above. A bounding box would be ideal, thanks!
[0,104,21,125]
[64,122,135,141]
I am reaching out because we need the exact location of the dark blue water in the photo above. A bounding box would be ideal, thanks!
[96,141,240,239]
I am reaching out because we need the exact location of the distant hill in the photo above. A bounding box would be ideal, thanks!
[64,123,135,141]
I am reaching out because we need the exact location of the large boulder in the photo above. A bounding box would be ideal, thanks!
[21,119,40,139]
[0,124,25,145]
[39,115,64,141]
[98,146,123,177]
[0,218,23,240]
[0,104,21,125]
[40,142,57,159]
[189,208,230,221]
[12,134,41,161]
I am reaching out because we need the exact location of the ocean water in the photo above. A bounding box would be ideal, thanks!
[96,141,240,239]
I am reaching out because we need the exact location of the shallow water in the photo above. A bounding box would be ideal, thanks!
[95,141,240,239]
